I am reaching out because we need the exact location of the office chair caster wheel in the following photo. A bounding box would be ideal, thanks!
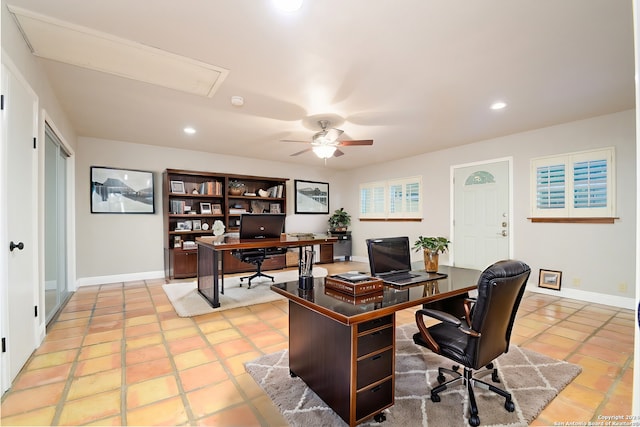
[374,412,386,422]
[452,365,459,372]
[486,363,494,370]
[430,393,441,403]
[469,415,480,426]
[289,370,297,378]
[505,399,515,412]
[437,374,446,384]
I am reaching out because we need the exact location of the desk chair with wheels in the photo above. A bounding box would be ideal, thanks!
[413,259,530,426]
[232,247,286,288]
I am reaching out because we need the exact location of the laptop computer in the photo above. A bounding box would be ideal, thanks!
[366,236,446,286]
[239,213,285,239]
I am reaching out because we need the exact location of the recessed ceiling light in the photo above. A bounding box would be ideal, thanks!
[491,101,507,110]
[183,127,196,135]
[273,0,303,12]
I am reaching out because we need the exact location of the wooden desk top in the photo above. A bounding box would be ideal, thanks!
[196,233,338,251]
[271,265,481,325]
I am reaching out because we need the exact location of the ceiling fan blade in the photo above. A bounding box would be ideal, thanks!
[333,148,345,157]
[337,139,374,146]
[290,148,312,156]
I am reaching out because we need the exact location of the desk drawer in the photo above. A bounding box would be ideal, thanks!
[358,315,393,333]
[357,349,393,389]
[357,326,393,357]
[355,378,393,421]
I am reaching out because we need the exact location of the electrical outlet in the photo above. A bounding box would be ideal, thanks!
[572,277,581,287]
[618,282,628,293]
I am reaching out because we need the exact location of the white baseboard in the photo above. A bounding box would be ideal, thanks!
[526,284,635,310]
[76,270,165,288]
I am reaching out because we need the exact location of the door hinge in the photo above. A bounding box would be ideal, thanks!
[33,137,37,149]
[35,305,38,317]
[1,94,4,110]
[2,337,6,353]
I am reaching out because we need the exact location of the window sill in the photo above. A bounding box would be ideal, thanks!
[527,217,618,224]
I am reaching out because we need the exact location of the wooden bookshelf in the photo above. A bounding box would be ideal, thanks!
[163,169,288,279]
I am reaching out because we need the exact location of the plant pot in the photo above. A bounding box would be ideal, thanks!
[423,249,439,272]
[229,188,243,196]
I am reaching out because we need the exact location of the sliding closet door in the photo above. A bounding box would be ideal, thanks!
[44,124,69,323]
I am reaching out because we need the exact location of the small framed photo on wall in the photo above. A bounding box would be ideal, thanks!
[539,269,562,291]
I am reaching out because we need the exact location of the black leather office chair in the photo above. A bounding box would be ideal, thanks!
[233,247,286,288]
[413,259,530,427]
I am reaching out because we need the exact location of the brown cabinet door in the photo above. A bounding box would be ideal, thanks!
[174,250,198,278]
[318,243,334,264]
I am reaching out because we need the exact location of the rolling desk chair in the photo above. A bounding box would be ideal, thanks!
[233,247,286,288]
[412,259,530,426]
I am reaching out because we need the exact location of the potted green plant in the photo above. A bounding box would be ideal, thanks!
[413,236,450,272]
[328,208,351,232]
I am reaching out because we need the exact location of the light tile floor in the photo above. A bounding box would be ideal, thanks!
[1,262,635,426]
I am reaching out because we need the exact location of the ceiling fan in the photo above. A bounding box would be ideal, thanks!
[284,120,374,159]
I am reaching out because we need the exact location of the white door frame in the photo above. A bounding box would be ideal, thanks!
[449,157,514,267]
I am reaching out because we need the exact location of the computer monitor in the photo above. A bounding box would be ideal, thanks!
[239,213,285,239]
[366,236,413,275]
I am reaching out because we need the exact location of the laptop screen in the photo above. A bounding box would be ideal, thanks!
[366,236,413,276]
[239,213,285,239]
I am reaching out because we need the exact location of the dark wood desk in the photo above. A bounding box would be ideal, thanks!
[195,234,337,307]
[270,265,481,426]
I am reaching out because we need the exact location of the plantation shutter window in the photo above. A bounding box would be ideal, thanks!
[530,148,615,219]
[360,176,422,220]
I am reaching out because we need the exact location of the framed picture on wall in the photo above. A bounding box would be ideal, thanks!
[294,180,329,214]
[538,269,562,291]
[90,166,155,214]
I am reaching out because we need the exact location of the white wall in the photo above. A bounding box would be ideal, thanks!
[338,110,636,304]
[75,137,341,284]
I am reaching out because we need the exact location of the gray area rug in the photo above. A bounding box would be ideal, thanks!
[245,323,582,427]
[163,267,327,317]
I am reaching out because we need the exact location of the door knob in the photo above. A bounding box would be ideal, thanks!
[9,241,24,252]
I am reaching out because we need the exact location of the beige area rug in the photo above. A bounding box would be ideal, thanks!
[245,323,582,427]
[162,267,327,317]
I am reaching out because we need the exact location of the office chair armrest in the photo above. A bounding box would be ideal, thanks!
[463,298,477,327]
[416,308,462,327]
[415,309,443,353]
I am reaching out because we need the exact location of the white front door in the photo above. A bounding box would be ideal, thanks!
[1,63,39,390]
[452,159,511,270]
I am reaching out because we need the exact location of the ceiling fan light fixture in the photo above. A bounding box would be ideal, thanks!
[312,145,337,159]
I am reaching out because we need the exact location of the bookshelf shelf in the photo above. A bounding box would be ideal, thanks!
[163,169,288,279]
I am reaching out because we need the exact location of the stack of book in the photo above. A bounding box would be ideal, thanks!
[324,274,384,304]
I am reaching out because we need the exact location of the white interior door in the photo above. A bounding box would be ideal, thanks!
[452,159,511,270]
[1,63,39,390]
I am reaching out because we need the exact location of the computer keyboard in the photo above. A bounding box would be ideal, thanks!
[383,272,417,283]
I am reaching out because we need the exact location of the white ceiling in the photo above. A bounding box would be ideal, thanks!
[5,0,635,170]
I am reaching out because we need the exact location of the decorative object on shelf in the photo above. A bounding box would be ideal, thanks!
[170,180,185,194]
[412,236,450,272]
[295,180,329,214]
[328,207,351,231]
[212,220,225,236]
[258,189,269,197]
[538,269,562,290]
[91,166,155,214]
[212,204,222,214]
[193,219,202,230]
[270,203,281,213]
[229,180,245,195]
[192,188,199,194]
[200,202,212,214]
[202,222,210,231]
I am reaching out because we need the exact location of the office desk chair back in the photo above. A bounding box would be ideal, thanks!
[413,259,531,426]
[235,214,286,288]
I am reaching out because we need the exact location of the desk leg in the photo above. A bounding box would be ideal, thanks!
[197,245,221,308]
